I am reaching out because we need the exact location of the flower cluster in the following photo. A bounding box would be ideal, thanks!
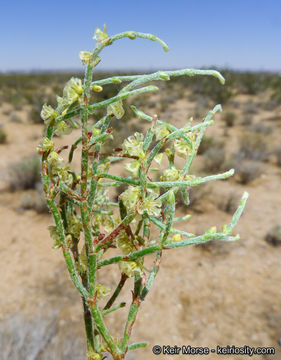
[40,77,84,137]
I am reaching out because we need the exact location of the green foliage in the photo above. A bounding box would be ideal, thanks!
[38,26,248,360]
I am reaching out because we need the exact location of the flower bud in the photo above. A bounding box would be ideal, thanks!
[92,85,103,92]
[127,31,136,40]
[111,77,122,84]
[159,72,170,81]
[172,234,182,242]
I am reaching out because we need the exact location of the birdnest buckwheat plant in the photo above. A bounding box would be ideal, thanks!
[38,25,248,360]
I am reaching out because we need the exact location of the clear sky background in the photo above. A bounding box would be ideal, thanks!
[1,0,281,72]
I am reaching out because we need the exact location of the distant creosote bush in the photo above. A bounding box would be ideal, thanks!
[9,154,41,191]
[38,25,248,360]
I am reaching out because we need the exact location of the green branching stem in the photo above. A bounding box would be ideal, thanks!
[182,104,222,174]
[41,27,248,360]
[87,85,159,114]
[46,199,89,299]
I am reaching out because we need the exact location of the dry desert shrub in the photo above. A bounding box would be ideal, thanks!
[197,136,224,155]
[274,147,281,167]
[216,191,240,214]
[203,146,226,172]
[0,312,86,360]
[0,124,7,144]
[9,154,41,191]
[222,111,236,127]
[239,132,268,161]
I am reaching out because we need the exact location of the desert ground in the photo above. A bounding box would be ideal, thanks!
[0,71,280,360]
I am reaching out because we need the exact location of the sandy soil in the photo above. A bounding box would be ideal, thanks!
[0,92,280,360]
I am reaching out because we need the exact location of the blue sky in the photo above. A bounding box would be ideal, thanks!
[1,0,281,72]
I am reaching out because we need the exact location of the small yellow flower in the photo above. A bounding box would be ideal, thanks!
[122,132,145,159]
[119,186,140,211]
[138,191,162,217]
[93,24,109,43]
[79,51,93,65]
[107,100,125,119]
[96,284,111,300]
[119,261,142,278]
[54,121,72,136]
[56,166,73,186]
[116,232,134,255]
[47,151,64,168]
[125,160,140,177]
[155,124,170,141]
[172,234,182,242]
[63,77,83,104]
[40,104,58,125]
[162,168,180,181]
[37,137,54,154]
[174,139,192,158]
